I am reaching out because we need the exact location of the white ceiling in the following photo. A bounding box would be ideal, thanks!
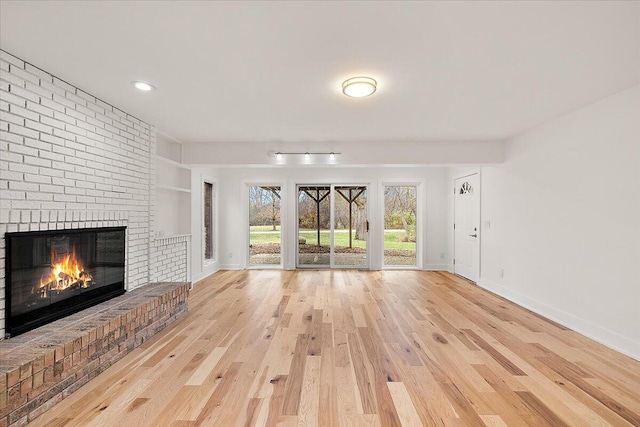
[1,1,639,145]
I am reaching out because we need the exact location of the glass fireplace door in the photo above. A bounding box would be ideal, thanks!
[5,226,126,337]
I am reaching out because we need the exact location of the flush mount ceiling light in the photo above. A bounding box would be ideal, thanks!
[132,81,155,91]
[342,76,377,98]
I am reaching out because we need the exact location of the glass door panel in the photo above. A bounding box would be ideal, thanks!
[249,186,281,266]
[334,186,367,267]
[297,186,331,267]
[383,185,417,266]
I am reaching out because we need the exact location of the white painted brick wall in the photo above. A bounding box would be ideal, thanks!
[0,50,186,338]
[152,235,189,283]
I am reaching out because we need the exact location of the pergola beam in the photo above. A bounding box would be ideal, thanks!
[299,186,365,249]
[300,186,330,246]
[334,186,366,248]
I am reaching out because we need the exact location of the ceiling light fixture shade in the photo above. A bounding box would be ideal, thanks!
[342,76,377,98]
[304,152,310,161]
[132,81,155,91]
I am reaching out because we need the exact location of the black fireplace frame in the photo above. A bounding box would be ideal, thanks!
[4,226,126,338]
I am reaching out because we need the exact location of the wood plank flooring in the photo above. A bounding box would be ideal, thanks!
[31,270,640,426]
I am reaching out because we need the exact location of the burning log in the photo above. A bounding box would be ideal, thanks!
[37,249,94,298]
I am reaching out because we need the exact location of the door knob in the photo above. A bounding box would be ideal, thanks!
[469,234,478,238]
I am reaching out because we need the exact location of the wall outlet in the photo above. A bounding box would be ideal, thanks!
[483,220,491,228]
[440,252,445,259]
[499,268,504,278]
[228,251,233,259]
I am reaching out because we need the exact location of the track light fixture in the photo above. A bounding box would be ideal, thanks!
[271,151,341,162]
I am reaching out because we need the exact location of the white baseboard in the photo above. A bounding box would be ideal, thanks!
[218,264,243,270]
[478,277,640,361]
[425,264,451,271]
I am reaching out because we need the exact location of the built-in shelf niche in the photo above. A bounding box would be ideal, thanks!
[157,157,191,192]
[156,132,191,237]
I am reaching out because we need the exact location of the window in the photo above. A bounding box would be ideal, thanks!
[383,185,417,266]
[204,182,215,261]
[249,186,281,265]
[459,181,473,194]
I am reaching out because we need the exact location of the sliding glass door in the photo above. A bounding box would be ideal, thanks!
[334,186,367,267]
[297,186,331,267]
[297,185,368,268]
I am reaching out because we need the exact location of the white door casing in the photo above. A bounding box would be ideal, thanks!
[454,173,480,282]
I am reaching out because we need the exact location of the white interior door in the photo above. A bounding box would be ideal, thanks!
[454,174,480,281]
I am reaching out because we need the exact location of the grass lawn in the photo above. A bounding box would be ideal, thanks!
[249,226,416,251]
[249,230,282,244]
[382,231,416,251]
[250,225,280,232]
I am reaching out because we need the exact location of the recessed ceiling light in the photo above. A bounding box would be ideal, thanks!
[342,76,377,98]
[132,81,155,91]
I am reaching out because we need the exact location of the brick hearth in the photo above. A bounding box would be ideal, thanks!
[0,282,189,427]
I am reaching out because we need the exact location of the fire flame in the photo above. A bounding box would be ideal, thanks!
[40,249,92,292]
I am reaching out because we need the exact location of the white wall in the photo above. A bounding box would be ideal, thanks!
[477,85,640,359]
[203,166,449,271]
[184,140,504,166]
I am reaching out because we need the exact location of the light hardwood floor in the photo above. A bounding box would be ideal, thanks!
[32,270,640,426]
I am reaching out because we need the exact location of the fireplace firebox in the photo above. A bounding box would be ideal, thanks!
[5,227,126,338]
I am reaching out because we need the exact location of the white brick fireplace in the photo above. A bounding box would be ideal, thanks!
[0,50,189,338]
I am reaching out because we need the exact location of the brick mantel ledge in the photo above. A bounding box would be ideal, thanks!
[0,282,189,427]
